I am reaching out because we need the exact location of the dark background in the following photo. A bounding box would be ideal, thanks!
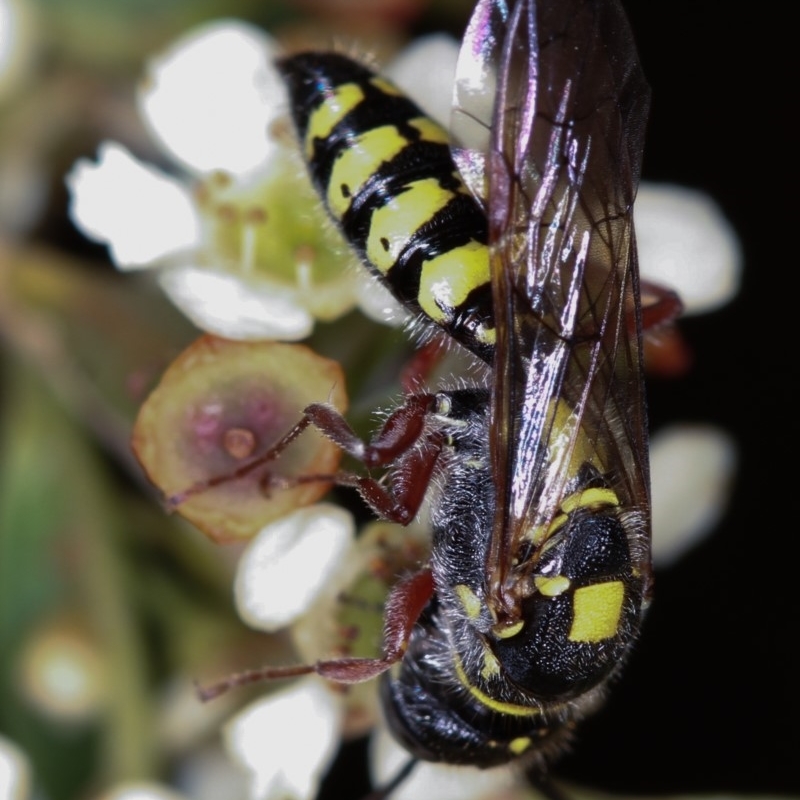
[548,0,793,794]
[579,0,795,795]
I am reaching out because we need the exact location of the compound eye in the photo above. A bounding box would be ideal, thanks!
[492,513,640,700]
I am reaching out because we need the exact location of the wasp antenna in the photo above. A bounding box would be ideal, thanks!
[361,758,417,800]
[528,770,573,800]
[194,663,316,702]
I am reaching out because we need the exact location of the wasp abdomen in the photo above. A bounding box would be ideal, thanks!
[278,53,495,361]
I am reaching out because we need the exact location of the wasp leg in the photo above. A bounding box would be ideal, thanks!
[313,568,434,682]
[639,279,683,331]
[400,337,448,393]
[304,393,436,468]
[638,280,690,377]
[528,770,573,800]
[170,393,440,512]
[196,569,434,700]
[299,395,445,524]
[166,415,315,507]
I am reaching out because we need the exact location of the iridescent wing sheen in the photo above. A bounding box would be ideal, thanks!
[454,0,652,616]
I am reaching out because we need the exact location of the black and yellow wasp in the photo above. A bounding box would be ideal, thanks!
[203,0,677,794]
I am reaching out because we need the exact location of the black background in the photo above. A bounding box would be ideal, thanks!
[557,0,793,795]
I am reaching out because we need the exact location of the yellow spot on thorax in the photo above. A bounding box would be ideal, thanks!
[493,620,524,639]
[508,736,532,755]
[305,82,365,158]
[534,575,571,597]
[569,581,625,643]
[480,646,501,680]
[454,584,482,620]
[530,483,620,546]
[561,486,620,513]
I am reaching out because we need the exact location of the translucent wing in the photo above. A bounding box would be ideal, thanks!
[451,0,509,206]
[459,0,652,619]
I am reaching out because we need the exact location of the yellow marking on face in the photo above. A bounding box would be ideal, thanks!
[407,116,450,145]
[569,581,625,643]
[561,487,620,513]
[418,241,490,323]
[366,178,456,272]
[453,656,542,717]
[480,646,501,680]
[454,584,482,620]
[369,76,402,96]
[327,125,408,217]
[509,736,532,755]
[479,325,496,346]
[534,575,571,597]
[493,620,524,639]
[304,82,365,158]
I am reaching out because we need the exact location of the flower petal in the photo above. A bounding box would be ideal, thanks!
[224,677,343,800]
[636,183,742,314]
[235,504,355,632]
[0,735,32,800]
[173,744,250,800]
[650,424,737,568]
[66,142,201,267]
[157,266,314,340]
[355,273,410,327]
[95,784,189,800]
[387,35,459,128]
[138,21,285,177]
[0,0,37,102]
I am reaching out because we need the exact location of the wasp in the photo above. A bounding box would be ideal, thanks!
[201,0,681,794]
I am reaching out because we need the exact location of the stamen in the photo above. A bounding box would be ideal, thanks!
[294,244,315,291]
[223,427,256,460]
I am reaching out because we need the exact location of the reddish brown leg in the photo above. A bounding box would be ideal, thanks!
[304,393,436,468]
[639,280,683,331]
[637,280,691,377]
[400,336,448,393]
[170,394,442,521]
[197,568,434,700]
[167,415,314,508]
[288,394,444,524]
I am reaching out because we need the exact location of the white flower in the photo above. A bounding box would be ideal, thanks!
[66,21,361,341]
[0,735,32,800]
[137,21,284,179]
[223,677,343,800]
[636,183,743,314]
[67,142,201,268]
[650,424,738,567]
[93,784,190,800]
[0,0,36,102]
[235,504,356,632]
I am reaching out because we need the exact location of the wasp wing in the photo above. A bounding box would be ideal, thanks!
[457,0,652,614]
